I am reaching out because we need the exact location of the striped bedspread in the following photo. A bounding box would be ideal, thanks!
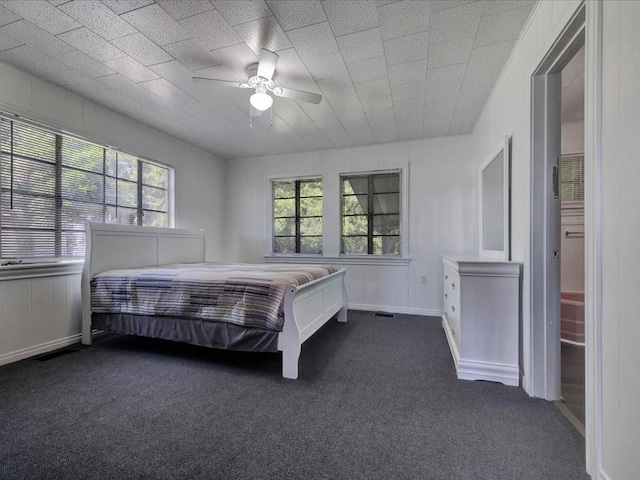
[90,263,337,332]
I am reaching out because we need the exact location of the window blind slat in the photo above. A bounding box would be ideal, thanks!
[0,117,171,260]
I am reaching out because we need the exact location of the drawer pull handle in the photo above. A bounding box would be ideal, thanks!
[451,306,455,312]
[451,282,456,289]
[444,293,448,299]
[445,275,448,280]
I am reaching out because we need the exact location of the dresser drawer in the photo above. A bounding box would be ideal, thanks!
[443,267,460,301]
[443,292,461,349]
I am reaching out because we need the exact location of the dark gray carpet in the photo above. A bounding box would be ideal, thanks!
[0,311,588,480]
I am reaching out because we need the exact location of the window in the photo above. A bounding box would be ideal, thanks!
[272,178,322,254]
[0,117,171,261]
[341,171,400,255]
[560,154,584,202]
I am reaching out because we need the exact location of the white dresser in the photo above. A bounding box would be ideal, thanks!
[442,255,521,386]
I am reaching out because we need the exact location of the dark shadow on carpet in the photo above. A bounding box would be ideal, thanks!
[0,311,589,480]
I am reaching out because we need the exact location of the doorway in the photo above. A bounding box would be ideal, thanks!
[559,46,585,430]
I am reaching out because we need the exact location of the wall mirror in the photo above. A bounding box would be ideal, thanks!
[480,136,511,260]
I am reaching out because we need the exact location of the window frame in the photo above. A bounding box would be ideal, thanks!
[271,176,323,255]
[0,113,174,264]
[340,169,405,257]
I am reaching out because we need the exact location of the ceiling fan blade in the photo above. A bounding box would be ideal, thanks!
[257,49,279,80]
[192,77,249,88]
[274,87,322,104]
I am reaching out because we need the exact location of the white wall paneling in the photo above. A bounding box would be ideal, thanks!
[225,136,475,314]
[0,272,81,365]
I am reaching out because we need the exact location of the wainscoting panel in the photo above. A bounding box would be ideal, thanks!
[0,273,82,366]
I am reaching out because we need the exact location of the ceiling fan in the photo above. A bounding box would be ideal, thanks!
[193,49,322,120]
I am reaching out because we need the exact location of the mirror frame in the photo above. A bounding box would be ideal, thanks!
[479,135,511,260]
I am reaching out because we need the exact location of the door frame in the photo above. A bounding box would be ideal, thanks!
[529,1,602,476]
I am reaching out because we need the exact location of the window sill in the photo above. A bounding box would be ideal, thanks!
[263,255,410,266]
[0,259,84,281]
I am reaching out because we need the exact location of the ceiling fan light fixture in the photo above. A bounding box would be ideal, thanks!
[250,84,273,111]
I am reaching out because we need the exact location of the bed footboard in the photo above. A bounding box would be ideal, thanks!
[279,268,348,379]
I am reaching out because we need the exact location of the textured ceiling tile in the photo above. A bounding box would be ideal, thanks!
[161,38,217,71]
[101,0,155,15]
[467,39,515,69]
[383,31,429,66]
[1,20,74,57]
[425,63,466,89]
[55,50,116,78]
[376,0,399,6]
[387,59,427,86]
[122,4,192,46]
[346,56,387,84]
[96,72,167,109]
[377,0,430,40]
[111,33,174,67]
[393,98,424,118]
[474,5,533,47]
[208,43,259,74]
[59,1,136,40]
[323,1,378,37]
[0,4,22,27]
[0,44,69,77]
[360,95,392,113]
[265,0,326,31]
[57,27,125,62]
[0,30,24,51]
[483,0,536,16]
[286,22,339,58]
[427,35,474,69]
[1,0,81,34]
[178,10,242,50]
[233,15,292,55]
[391,81,425,101]
[303,51,349,80]
[424,83,461,104]
[212,0,271,26]
[316,76,356,99]
[336,27,383,63]
[424,99,455,136]
[429,1,484,45]
[270,47,316,87]
[46,68,105,92]
[103,55,160,82]
[355,78,390,100]
[431,0,475,13]
[156,0,215,21]
[326,93,365,119]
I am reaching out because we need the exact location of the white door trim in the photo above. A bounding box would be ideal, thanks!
[530,1,603,477]
[584,0,603,476]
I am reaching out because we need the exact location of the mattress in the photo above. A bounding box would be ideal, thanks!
[90,263,338,332]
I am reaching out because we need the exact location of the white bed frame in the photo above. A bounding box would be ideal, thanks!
[81,222,348,379]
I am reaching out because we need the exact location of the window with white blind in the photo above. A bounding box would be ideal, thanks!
[0,118,171,262]
[560,154,584,202]
[341,171,401,256]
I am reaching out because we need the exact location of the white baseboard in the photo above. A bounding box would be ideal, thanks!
[0,334,82,366]
[349,303,442,317]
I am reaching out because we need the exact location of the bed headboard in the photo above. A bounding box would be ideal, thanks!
[81,221,205,344]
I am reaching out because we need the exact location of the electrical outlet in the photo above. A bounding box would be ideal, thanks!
[421,275,428,284]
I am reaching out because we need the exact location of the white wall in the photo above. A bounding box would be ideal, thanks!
[471,0,640,478]
[562,120,585,155]
[0,60,226,363]
[225,136,474,314]
[600,2,640,478]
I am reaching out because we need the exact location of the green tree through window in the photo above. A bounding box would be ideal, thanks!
[0,118,171,260]
[272,178,322,254]
[341,172,401,255]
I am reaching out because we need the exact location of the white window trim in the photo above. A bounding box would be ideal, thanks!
[267,173,324,256]
[339,165,409,259]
